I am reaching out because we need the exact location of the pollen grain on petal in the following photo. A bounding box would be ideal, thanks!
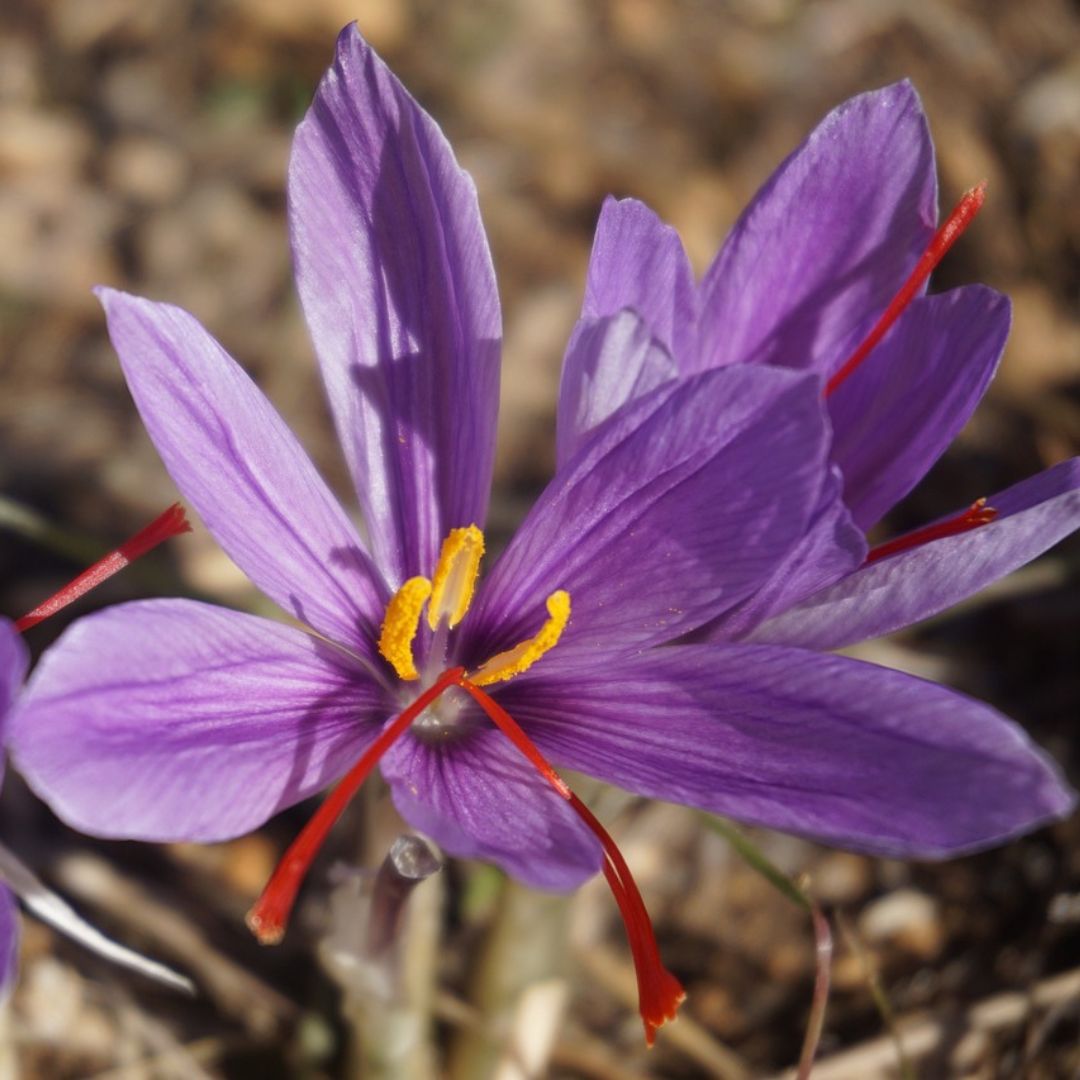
[427,525,485,630]
[471,589,570,687]
[378,576,432,681]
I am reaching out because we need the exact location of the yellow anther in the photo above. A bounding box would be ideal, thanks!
[427,525,485,631]
[471,590,570,687]
[378,576,432,681]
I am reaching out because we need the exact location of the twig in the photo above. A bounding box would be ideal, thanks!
[773,964,1080,1079]
[797,899,833,1080]
[494,977,568,1080]
[321,835,444,1080]
[836,912,912,1080]
[52,852,297,1036]
[0,495,103,564]
[447,878,573,1080]
[365,835,443,960]
[435,989,650,1080]
[84,1032,228,1080]
[703,817,834,1078]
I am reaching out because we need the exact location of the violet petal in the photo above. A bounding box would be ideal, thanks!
[0,887,18,1000]
[504,644,1075,858]
[581,195,698,366]
[464,365,830,660]
[698,81,936,376]
[750,457,1080,650]
[0,618,28,791]
[290,24,501,586]
[556,310,678,467]
[707,465,866,641]
[829,286,1009,530]
[0,617,27,728]
[96,288,387,657]
[9,600,386,842]
[381,723,601,891]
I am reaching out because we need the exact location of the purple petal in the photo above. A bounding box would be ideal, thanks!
[0,887,18,999]
[829,287,1009,530]
[290,25,501,586]
[582,196,697,366]
[97,288,387,657]
[698,81,937,376]
[505,645,1074,858]
[464,365,831,659]
[381,724,600,891]
[0,618,28,791]
[0,616,28,725]
[708,465,866,641]
[556,310,678,468]
[9,600,386,842]
[750,457,1080,650]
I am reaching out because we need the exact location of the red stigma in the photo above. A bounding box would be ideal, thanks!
[15,502,192,633]
[825,182,987,398]
[246,667,465,944]
[865,498,997,565]
[458,677,686,1046]
[248,667,685,1046]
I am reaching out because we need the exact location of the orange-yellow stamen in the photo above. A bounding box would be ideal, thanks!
[470,590,570,687]
[377,576,432,681]
[458,676,686,1045]
[427,525,484,630]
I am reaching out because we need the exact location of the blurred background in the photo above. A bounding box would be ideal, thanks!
[1,1,1079,1076]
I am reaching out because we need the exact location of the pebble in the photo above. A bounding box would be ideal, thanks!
[859,888,945,960]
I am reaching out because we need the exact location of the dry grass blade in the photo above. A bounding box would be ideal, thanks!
[836,912,913,1080]
[703,818,835,1077]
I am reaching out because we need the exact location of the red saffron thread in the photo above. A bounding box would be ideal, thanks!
[825,182,987,398]
[15,502,192,633]
[865,498,997,565]
[458,677,686,1046]
[246,667,466,944]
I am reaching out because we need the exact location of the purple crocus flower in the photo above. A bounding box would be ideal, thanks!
[8,28,1077,1042]
[566,81,1080,648]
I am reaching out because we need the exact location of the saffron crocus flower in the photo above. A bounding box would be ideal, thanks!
[565,80,1080,646]
[0,508,192,997]
[8,29,1075,1043]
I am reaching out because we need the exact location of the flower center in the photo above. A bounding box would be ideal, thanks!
[377,524,570,690]
[410,683,475,741]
